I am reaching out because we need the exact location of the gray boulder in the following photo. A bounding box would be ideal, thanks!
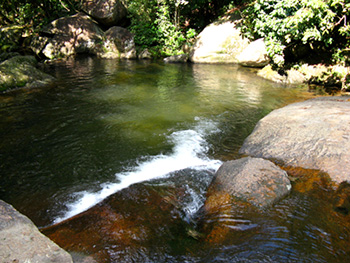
[239,96,350,184]
[138,49,152,59]
[206,157,291,209]
[32,13,104,59]
[190,20,249,63]
[0,200,73,263]
[31,13,136,60]
[98,26,137,59]
[237,38,270,68]
[0,56,55,91]
[81,0,127,27]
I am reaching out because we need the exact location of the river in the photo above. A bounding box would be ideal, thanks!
[1,57,348,262]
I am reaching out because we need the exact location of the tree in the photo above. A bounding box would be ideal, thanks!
[241,0,350,68]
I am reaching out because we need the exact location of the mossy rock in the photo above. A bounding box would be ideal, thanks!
[0,55,55,92]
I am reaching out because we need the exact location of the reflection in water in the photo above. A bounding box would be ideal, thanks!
[1,57,347,262]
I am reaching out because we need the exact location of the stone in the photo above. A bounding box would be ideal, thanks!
[99,26,137,59]
[164,54,188,63]
[333,182,350,215]
[0,55,55,91]
[257,65,308,84]
[0,200,73,263]
[138,49,152,59]
[237,38,270,68]
[32,13,105,59]
[81,0,127,27]
[205,157,291,209]
[239,96,350,184]
[190,20,249,63]
[42,181,195,262]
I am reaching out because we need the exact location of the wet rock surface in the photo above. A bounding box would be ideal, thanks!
[205,157,291,209]
[42,172,208,263]
[0,200,73,263]
[239,96,350,184]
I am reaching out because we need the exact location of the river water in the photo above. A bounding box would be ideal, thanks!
[1,57,348,262]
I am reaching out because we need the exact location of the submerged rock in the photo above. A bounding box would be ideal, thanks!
[333,182,350,215]
[0,200,73,263]
[205,157,291,210]
[190,20,249,63]
[42,181,196,262]
[239,96,350,184]
[0,55,55,91]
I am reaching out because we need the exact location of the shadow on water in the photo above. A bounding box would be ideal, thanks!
[1,56,348,262]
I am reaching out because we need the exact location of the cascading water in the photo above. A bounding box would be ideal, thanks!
[54,118,222,223]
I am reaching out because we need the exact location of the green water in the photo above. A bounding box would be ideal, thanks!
[2,57,347,262]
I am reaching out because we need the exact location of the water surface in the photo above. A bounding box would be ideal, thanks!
[1,57,347,262]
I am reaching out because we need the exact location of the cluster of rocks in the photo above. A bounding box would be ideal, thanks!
[31,0,136,60]
[204,95,350,216]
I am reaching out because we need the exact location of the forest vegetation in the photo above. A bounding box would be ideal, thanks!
[0,0,349,78]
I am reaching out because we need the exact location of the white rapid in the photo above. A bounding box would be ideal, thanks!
[54,118,222,224]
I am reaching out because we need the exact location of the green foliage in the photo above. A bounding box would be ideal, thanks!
[0,0,79,28]
[125,0,243,56]
[0,0,80,52]
[241,0,350,68]
[126,0,197,56]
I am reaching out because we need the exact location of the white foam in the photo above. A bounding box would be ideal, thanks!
[54,119,222,224]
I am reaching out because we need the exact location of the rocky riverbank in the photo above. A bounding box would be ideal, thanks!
[0,200,73,263]
[1,95,350,261]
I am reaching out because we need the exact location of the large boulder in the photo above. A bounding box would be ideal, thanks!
[81,0,127,27]
[190,20,249,63]
[97,26,137,59]
[31,13,136,60]
[237,38,270,68]
[0,56,55,91]
[31,13,105,59]
[239,96,350,184]
[205,157,291,210]
[0,200,73,263]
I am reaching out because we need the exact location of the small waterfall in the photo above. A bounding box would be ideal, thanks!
[54,118,222,224]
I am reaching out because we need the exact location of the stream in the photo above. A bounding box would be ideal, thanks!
[1,56,348,262]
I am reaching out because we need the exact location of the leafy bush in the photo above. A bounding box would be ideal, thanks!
[241,0,350,68]
[125,0,244,56]
[126,0,198,56]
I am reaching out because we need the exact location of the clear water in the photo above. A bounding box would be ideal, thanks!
[1,57,348,262]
